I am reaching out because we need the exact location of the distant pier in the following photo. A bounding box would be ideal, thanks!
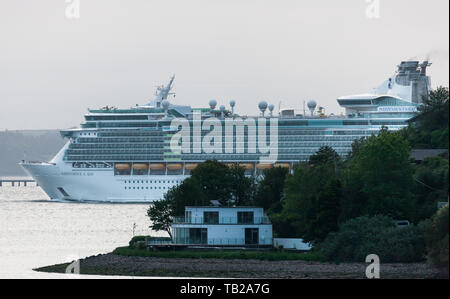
[0,179,38,187]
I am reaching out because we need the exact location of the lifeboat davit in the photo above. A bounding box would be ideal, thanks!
[167,163,183,171]
[239,163,254,170]
[133,163,149,170]
[149,163,165,171]
[114,163,131,171]
[256,163,273,170]
[185,163,198,170]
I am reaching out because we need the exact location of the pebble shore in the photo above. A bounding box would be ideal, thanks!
[35,253,441,279]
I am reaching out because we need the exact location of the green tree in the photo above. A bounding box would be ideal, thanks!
[280,147,342,243]
[168,177,208,216]
[319,215,428,263]
[426,204,449,274]
[309,178,343,243]
[189,160,233,206]
[254,166,289,214]
[309,146,340,167]
[229,164,255,206]
[341,130,414,221]
[147,198,174,238]
[412,156,449,222]
[401,86,449,149]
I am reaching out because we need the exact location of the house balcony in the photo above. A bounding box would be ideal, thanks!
[173,217,271,225]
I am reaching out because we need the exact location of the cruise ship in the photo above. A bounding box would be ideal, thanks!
[20,61,432,202]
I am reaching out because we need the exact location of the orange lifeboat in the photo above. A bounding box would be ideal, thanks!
[274,163,291,169]
[133,163,149,171]
[167,163,183,171]
[256,163,273,170]
[239,163,254,170]
[149,163,165,171]
[185,163,198,171]
[114,163,131,171]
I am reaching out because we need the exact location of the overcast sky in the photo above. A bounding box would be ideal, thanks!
[0,0,448,130]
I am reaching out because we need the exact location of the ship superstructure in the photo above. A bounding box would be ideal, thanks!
[20,61,431,202]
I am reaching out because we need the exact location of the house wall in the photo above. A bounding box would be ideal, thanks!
[172,224,273,245]
[185,207,265,223]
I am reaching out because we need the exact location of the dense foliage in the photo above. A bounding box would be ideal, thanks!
[426,204,449,271]
[277,147,342,243]
[318,215,428,263]
[340,129,414,222]
[401,86,449,149]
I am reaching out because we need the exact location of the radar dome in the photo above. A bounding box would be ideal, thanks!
[307,100,317,109]
[230,100,236,107]
[258,101,268,111]
[209,99,217,110]
[268,104,275,112]
[220,105,225,112]
[307,100,317,116]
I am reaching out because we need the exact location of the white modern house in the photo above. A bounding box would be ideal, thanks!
[172,207,273,247]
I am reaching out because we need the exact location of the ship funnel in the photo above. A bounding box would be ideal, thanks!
[420,61,431,76]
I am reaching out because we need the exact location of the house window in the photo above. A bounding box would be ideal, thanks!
[245,228,259,245]
[204,211,219,224]
[185,210,192,223]
[238,212,254,224]
[189,228,208,244]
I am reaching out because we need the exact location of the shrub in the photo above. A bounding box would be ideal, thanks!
[128,236,172,249]
[318,215,427,263]
[128,236,147,248]
[426,204,449,271]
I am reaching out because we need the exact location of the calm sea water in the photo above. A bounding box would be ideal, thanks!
[0,177,164,279]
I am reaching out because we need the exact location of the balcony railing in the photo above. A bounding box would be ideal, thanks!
[173,238,273,246]
[173,217,271,225]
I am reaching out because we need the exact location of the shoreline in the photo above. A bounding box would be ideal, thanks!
[34,252,441,279]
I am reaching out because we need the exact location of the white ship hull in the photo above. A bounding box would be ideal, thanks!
[20,161,187,203]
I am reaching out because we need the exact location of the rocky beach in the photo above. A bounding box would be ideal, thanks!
[35,253,441,279]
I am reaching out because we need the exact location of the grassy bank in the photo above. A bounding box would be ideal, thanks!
[113,246,323,261]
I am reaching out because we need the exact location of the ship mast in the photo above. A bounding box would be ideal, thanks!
[155,75,176,108]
